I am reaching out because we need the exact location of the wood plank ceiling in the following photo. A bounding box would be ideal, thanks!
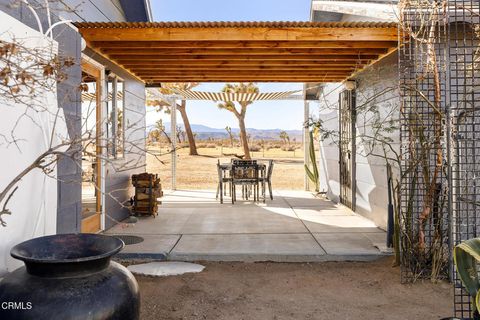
[75,21,398,84]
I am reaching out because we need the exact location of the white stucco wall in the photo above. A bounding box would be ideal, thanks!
[0,12,67,275]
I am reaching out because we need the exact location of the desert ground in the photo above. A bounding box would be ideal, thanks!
[146,145,306,190]
[136,258,452,320]
[141,144,452,320]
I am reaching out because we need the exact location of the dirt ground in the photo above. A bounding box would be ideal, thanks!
[136,258,452,320]
[146,146,305,190]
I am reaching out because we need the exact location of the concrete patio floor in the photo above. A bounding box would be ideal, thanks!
[106,190,389,262]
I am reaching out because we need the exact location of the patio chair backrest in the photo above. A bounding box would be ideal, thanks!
[231,162,258,181]
[232,159,257,166]
[216,159,223,180]
[266,159,274,181]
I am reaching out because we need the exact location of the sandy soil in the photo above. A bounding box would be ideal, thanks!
[146,146,305,190]
[136,258,452,320]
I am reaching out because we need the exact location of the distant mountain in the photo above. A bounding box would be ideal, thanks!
[188,124,226,133]
[147,122,303,141]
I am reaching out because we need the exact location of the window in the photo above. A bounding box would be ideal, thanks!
[106,74,125,159]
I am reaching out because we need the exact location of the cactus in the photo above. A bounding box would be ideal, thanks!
[304,130,319,192]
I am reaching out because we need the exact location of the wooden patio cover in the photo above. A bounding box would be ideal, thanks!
[75,21,398,84]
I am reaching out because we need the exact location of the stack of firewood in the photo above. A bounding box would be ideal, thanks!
[131,173,162,217]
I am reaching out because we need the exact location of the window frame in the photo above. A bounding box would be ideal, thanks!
[106,73,125,160]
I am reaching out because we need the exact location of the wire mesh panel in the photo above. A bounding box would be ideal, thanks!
[448,0,480,318]
[399,0,451,283]
[400,0,480,317]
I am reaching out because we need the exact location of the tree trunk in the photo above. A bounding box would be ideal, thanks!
[176,131,182,143]
[237,116,251,159]
[161,130,172,145]
[178,101,198,156]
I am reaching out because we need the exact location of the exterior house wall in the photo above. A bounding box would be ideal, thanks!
[0,1,83,234]
[310,0,399,229]
[0,0,147,235]
[83,50,146,229]
[0,1,82,275]
[65,2,147,230]
[57,0,126,22]
[316,53,399,229]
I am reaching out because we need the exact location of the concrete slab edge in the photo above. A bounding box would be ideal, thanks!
[115,252,168,260]
[167,253,391,263]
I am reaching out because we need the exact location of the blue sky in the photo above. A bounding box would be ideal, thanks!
[147,0,311,130]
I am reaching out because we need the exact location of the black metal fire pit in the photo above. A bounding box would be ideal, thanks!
[0,233,140,320]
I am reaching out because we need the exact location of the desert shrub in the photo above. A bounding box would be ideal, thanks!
[206,144,217,148]
[282,146,296,152]
[196,143,208,148]
[249,145,261,152]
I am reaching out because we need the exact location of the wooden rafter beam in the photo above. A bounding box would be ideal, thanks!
[90,40,397,49]
[145,78,347,83]
[141,74,349,78]
[100,48,388,56]
[79,27,398,42]
[130,66,359,71]
[139,74,355,80]
[110,54,379,61]
[121,61,368,67]
[140,78,351,82]
[136,71,351,76]
[77,22,398,84]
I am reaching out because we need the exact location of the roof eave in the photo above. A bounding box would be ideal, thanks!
[119,0,153,22]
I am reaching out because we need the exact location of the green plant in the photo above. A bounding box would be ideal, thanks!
[454,238,480,319]
[304,130,319,193]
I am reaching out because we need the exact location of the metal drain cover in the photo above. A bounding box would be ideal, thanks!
[112,235,144,246]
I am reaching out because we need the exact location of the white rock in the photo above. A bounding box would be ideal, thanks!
[127,261,205,277]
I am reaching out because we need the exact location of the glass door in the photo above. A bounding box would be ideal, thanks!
[80,59,103,233]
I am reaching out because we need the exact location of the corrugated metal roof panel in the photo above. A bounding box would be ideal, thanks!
[74,21,397,29]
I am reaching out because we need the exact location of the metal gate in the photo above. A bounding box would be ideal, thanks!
[339,89,356,210]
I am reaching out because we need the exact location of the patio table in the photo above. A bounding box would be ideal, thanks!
[218,161,267,203]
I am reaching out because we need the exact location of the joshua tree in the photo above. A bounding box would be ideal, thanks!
[225,126,235,147]
[259,139,266,157]
[147,130,160,145]
[176,125,184,143]
[218,83,259,160]
[247,133,252,145]
[149,83,199,156]
[279,131,290,146]
[155,119,171,145]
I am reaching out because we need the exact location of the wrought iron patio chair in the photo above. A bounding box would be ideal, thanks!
[216,160,232,204]
[258,159,274,201]
[231,161,259,204]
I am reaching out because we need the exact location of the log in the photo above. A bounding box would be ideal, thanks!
[131,172,163,217]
